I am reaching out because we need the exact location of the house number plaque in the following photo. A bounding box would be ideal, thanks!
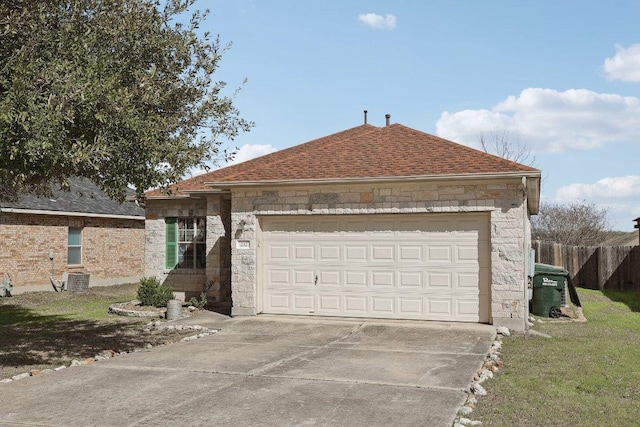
[236,240,250,249]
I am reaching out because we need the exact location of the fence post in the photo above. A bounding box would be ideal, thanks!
[553,243,563,267]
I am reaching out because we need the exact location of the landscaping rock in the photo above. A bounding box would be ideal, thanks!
[470,382,487,396]
[496,326,510,336]
[477,368,493,383]
[458,418,482,426]
[458,406,473,416]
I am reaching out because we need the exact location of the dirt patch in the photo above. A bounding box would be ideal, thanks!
[0,283,206,380]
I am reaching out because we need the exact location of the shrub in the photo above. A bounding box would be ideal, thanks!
[137,277,174,307]
[187,292,207,309]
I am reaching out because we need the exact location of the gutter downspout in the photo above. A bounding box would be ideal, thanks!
[522,176,530,330]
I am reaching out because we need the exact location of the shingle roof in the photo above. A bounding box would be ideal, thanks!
[1,178,144,217]
[148,123,540,197]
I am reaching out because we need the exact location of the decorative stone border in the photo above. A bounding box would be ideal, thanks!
[108,300,167,318]
[452,326,511,427]
[0,322,217,385]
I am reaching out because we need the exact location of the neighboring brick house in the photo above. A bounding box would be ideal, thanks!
[0,178,145,289]
[145,118,541,331]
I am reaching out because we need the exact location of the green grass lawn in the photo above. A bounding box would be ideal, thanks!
[473,289,640,426]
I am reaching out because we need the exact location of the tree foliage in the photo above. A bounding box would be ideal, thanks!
[531,201,612,246]
[478,129,537,167]
[0,0,252,202]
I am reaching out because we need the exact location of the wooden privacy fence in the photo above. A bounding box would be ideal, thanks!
[533,241,640,291]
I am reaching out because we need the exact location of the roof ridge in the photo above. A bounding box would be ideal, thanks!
[146,121,541,197]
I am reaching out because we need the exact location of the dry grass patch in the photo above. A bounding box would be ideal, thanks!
[0,283,199,379]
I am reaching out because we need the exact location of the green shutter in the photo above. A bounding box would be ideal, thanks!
[165,218,178,270]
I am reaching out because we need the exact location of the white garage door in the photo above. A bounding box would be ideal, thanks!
[260,214,490,323]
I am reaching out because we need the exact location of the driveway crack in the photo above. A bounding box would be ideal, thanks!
[246,322,366,376]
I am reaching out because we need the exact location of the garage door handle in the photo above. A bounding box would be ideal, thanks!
[315,275,318,286]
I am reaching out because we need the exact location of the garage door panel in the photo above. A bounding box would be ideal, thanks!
[427,272,452,288]
[345,296,368,313]
[319,295,340,311]
[372,245,395,261]
[458,272,480,288]
[372,297,394,314]
[294,246,314,260]
[457,299,480,317]
[372,271,394,287]
[346,245,368,261]
[428,298,452,316]
[427,246,452,262]
[399,246,422,261]
[319,270,340,286]
[345,271,368,286]
[269,269,290,285]
[269,245,290,260]
[294,270,314,285]
[268,294,290,310]
[320,246,340,260]
[293,294,314,310]
[399,298,423,315]
[261,214,490,323]
[399,271,423,288]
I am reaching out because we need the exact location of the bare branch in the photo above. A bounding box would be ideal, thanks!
[478,129,537,167]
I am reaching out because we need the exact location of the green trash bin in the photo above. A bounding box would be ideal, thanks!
[531,263,567,318]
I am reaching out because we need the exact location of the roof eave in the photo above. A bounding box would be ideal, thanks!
[0,207,144,220]
[204,171,543,189]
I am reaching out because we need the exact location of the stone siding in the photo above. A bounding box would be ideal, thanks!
[145,197,230,302]
[228,179,531,329]
[0,212,144,288]
[144,178,534,330]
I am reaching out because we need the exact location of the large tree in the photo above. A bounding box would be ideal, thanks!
[532,201,612,246]
[0,0,252,202]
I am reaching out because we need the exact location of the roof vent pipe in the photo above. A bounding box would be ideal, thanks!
[364,110,368,124]
[385,114,390,126]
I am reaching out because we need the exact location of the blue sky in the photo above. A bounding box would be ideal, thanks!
[194,0,640,231]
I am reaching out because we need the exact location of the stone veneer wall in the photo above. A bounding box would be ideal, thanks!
[228,178,531,330]
[0,212,144,287]
[145,197,230,302]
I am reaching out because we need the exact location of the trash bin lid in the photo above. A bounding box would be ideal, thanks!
[534,263,569,276]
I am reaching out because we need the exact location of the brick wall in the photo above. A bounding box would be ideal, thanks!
[0,212,144,288]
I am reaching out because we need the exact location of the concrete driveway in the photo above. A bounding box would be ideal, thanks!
[1,314,495,427]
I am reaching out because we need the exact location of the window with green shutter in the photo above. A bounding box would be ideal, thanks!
[165,217,206,270]
[165,218,178,270]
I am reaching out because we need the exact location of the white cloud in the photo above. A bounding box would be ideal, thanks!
[436,88,640,153]
[604,44,640,82]
[358,13,396,30]
[228,143,278,165]
[556,176,640,200]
